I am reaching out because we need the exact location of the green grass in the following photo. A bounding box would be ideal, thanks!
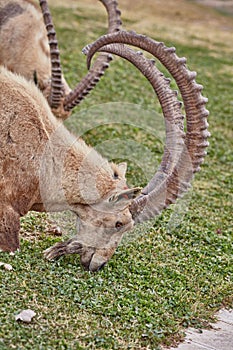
[0,1,232,349]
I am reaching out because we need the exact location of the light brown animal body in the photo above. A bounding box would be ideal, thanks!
[0,67,139,271]
[0,0,122,119]
[0,0,70,96]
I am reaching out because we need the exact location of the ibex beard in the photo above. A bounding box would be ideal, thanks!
[0,67,140,271]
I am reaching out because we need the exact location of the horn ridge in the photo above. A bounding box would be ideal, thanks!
[63,0,123,111]
[82,32,209,223]
[39,0,63,109]
[64,53,113,111]
[83,43,189,221]
[99,0,122,33]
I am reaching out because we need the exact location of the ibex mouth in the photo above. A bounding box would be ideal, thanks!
[44,240,108,272]
[82,245,118,272]
[82,252,108,272]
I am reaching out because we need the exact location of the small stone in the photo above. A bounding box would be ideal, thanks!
[15,309,36,323]
[0,262,13,271]
[4,263,13,271]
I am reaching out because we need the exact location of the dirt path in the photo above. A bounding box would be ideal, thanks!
[165,309,233,350]
[195,0,233,13]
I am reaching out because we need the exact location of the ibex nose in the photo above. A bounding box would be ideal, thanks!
[79,248,96,271]
[88,255,107,272]
[80,258,106,272]
[80,251,109,272]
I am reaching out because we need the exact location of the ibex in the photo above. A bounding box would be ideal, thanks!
[0,0,122,119]
[0,26,209,271]
[0,66,142,271]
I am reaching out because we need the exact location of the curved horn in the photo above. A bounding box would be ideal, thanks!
[100,0,122,33]
[83,31,210,224]
[39,0,63,108]
[63,0,122,111]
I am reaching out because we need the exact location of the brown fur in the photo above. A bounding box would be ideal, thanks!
[0,1,50,85]
[0,67,139,270]
[0,2,24,29]
[0,0,70,118]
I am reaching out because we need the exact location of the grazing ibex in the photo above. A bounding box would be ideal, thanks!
[0,27,209,271]
[0,0,122,119]
[0,66,141,271]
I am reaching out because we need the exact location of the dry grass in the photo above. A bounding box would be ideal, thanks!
[49,0,233,53]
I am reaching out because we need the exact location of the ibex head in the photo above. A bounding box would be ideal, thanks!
[43,156,140,271]
[45,186,140,271]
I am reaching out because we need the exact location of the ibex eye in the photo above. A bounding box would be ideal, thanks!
[115,221,123,229]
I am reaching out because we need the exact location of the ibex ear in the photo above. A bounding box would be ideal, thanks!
[117,162,127,177]
[109,187,141,203]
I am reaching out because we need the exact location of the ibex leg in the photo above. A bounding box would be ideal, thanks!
[0,206,20,252]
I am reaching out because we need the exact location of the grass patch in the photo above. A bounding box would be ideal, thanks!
[0,0,232,349]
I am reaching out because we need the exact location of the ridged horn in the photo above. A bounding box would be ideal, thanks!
[63,0,123,111]
[39,0,63,109]
[83,31,210,224]
[39,0,122,115]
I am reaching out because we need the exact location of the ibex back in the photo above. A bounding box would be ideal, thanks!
[0,0,122,119]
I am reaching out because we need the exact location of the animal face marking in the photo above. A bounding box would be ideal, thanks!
[0,3,24,29]
[33,70,38,86]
